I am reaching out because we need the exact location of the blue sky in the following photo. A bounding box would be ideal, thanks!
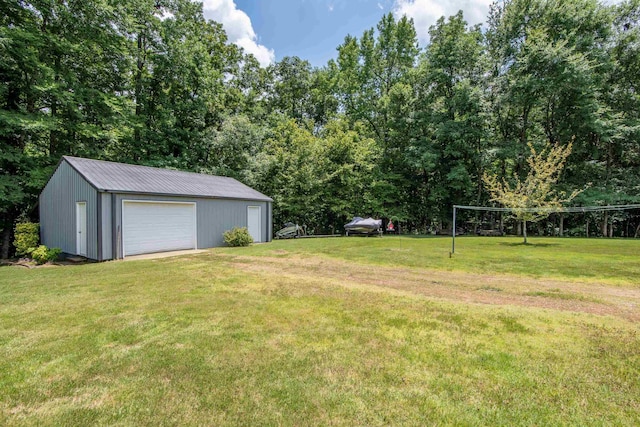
[233,0,397,67]
[200,0,497,67]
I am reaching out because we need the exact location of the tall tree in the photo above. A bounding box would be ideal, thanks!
[486,0,612,173]
[335,13,419,220]
[483,140,581,243]
[410,11,487,227]
[0,0,132,256]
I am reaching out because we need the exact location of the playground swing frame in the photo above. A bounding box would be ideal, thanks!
[451,204,640,254]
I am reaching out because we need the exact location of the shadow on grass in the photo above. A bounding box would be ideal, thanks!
[498,242,560,248]
[388,234,441,239]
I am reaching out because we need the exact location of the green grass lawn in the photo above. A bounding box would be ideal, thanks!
[243,235,640,285]
[1,237,639,425]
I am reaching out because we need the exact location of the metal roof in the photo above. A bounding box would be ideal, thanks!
[63,156,272,202]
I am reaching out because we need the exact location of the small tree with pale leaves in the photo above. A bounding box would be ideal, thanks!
[483,140,583,244]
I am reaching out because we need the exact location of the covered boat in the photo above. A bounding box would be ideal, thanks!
[344,217,382,236]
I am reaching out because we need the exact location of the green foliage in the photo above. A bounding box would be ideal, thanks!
[13,222,39,257]
[2,0,640,255]
[483,141,582,242]
[223,227,253,247]
[203,115,264,181]
[410,11,487,223]
[334,13,420,221]
[31,245,61,264]
[251,118,378,232]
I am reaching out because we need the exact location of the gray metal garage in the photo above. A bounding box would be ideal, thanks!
[39,156,273,260]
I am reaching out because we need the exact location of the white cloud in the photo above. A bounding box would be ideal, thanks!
[201,0,275,67]
[393,0,493,44]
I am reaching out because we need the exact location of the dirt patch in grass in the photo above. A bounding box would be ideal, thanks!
[270,249,289,255]
[227,255,640,322]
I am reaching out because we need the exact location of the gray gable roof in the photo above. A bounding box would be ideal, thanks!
[63,156,272,202]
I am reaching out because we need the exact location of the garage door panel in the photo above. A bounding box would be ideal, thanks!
[123,201,196,256]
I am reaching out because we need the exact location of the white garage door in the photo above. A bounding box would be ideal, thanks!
[123,201,196,257]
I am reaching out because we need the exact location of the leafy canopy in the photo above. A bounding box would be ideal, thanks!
[483,140,584,224]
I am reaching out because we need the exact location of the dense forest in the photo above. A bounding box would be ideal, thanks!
[2,0,640,256]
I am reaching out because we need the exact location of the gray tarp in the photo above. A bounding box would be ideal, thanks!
[344,217,382,234]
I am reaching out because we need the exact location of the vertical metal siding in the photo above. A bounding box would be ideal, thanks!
[101,193,112,259]
[112,194,269,256]
[39,161,98,259]
[197,199,268,246]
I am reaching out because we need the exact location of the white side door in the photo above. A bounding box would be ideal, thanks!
[76,202,87,256]
[247,206,261,243]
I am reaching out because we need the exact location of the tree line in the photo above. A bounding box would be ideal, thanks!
[2,0,640,256]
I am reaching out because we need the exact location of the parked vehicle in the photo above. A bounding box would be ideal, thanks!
[275,222,306,239]
[344,217,382,236]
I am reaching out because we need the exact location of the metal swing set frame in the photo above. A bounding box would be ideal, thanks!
[451,204,640,254]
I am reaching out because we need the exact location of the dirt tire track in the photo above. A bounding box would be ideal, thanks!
[227,255,640,322]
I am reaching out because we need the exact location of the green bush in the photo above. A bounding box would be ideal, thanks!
[31,245,62,265]
[48,247,62,262]
[14,222,39,257]
[223,227,253,247]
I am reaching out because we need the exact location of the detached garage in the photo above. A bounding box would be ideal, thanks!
[39,156,273,260]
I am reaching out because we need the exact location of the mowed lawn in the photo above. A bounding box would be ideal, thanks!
[1,237,639,426]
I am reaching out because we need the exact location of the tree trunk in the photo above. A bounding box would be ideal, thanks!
[499,213,504,235]
[635,223,640,238]
[523,221,527,244]
[559,214,564,237]
[586,219,589,238]
[602,211,608,237]
[47,50,61,156]
[1,227,11,259]
[134,32,146,153]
